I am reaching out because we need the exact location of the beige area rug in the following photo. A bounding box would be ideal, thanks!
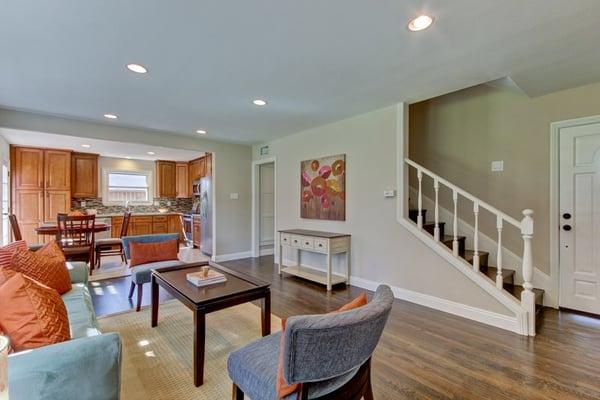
[89,247,211,282]
[98,300,282,399]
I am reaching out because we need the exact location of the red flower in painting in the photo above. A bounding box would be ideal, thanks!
[311,176,328,197]
[321,195,330,209]
[332,159,345,176]
[311,160,320,171]
[301,171,311,187]
[319,165,332,179]
[302,190,313,202]
[338,191,345,201]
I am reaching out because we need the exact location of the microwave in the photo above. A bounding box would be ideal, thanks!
[192,180,201,196]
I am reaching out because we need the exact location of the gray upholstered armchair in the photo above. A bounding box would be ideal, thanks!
[227,285,394,400]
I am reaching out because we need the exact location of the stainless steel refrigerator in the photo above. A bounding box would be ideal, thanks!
[200,176,212,256]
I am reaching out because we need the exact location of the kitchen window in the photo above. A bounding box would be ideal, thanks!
[102,169,154,205]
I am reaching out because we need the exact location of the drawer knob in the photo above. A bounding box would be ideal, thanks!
[318,244,323,247]
[305,242,309,245]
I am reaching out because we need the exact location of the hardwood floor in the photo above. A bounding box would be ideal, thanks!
[89,255,600,399]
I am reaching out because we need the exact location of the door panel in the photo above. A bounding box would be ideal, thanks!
[176,163,188,198]
[13,147,44,189]
[44,150,71,190]
[14,189,43,244]
[559,122,600,314]
[44,190,71,222]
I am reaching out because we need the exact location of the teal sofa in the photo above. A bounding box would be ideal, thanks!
[8,262,122,400]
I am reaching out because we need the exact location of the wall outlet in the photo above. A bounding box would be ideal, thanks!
[166,201,172,206]
[383,190,396,198]
[491,160,504,172]
[80,200,86,208]
[230,193,239,200]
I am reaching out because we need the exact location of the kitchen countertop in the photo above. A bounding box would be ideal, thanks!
[94,212,184,218]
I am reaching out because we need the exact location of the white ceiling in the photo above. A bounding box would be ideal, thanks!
[1,1,600,144]
[0,128,203,162]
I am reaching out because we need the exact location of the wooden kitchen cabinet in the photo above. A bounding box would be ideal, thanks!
[13,189,44,244]
[131,216,153,236]
[168,214,183,240]
[44,149,71,191]
[111,216,124,238]
[175,162,189,198]
[204,153,212,177]
[12,147,44,190]
[71,152,98,198]
[152,215,168,234]
[192,215,201,248]
[188,158,202,195]
[44,190,71,222]
[156,161,176,198]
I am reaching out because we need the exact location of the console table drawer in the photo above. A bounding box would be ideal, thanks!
[314,238,328,253]
[300,236,314,250]
[281,233,291,245]
[290,235,303,248]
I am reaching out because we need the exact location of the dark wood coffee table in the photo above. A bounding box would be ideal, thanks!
[150,262,271,387]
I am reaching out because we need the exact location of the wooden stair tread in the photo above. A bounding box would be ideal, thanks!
[482,266,515,280]
[506,285,544,306]
[423,221,445,227]
[441,235,466,243]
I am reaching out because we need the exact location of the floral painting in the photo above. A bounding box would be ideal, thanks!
[301,154,346,220]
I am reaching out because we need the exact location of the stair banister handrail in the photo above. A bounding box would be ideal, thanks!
[404,159,521,228]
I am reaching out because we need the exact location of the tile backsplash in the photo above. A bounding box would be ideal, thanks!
[71,197,193,215]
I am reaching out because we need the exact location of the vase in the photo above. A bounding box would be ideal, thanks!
[0,335,8,400]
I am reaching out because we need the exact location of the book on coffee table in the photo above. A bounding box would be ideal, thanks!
[186,270,227,286]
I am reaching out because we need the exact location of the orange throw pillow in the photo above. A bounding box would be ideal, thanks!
[276,292,368,398]
[0,240,27,268]
[129,239,179,267]
[0,272,70,351]
[7,241,72,295]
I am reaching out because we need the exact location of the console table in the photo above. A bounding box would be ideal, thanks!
[278,229,351,291]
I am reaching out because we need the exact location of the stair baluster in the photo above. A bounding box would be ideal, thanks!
[452,190,459,257]
[472,203,480,271]
[496,216,504,289]
[520,209,535,336]
[417,169,423,229]
[434,179,440,241]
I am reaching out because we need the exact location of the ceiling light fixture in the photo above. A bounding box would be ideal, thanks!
[81,144,91,148]
[252,99,267,106]
[196,129,207,135]
[147,151,155,155]
[125,156,132,159]
[104,113,118,119]
[126,63,148,74]
[408,15,434,32]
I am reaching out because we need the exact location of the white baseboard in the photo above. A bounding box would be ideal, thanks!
[281,258,523,335]
[349,275,523,335]
[213,251,253,262]
[259,248,275,256]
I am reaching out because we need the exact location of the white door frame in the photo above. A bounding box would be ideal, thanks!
[251,157,276,258]
[550,114,600,308]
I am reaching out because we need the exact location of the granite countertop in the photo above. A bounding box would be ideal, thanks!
[95,212,184,218]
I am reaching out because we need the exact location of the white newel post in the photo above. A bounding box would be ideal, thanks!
[433,179,440,241]
[452,190,459,257]
[496,216,504,289]
[472,202,480,271]
[417,169,423,229]
[520,209,535,336]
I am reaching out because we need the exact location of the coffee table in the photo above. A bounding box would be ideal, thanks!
[150,262,271,387]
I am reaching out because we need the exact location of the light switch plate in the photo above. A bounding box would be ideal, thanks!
[230,193,239,200]
[80,201,86,208]
[491,160,504,172]
[384,190,396,198]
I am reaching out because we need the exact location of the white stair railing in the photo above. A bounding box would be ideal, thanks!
[405,159,536,335]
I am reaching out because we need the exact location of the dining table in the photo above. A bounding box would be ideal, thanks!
[34,222,111,267]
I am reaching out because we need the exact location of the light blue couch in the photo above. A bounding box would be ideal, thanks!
[121,233,186,311]
[8,262,122,400]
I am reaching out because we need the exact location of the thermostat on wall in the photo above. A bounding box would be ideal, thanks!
[384,190,396,198]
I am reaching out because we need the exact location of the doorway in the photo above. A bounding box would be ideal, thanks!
[252,158,276,258]
[557,116,600,315]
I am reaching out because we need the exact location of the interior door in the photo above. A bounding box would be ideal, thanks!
[559,121,600,314]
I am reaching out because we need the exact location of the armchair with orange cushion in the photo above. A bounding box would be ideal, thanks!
[120,233,186,311]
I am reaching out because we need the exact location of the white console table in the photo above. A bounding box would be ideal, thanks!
[278,229,351,291]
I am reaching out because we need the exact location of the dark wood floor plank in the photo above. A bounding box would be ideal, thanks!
[88,255,600,399]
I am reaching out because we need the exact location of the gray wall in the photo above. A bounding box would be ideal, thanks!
[409,80,600,275]
[254,105,512,316]
[0,108,252,257]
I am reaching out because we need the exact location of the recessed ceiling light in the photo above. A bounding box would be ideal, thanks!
[408,15,434,32]
[147,151,155,155]
[196,129,207,135]
[126,63,148,74]
[81,144,91,148]
[104,113,118,119]
[252,99,267,106]
[125,156,132,159]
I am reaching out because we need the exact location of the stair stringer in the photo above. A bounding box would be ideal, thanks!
[398,215,530,336]
[409,186,554,307]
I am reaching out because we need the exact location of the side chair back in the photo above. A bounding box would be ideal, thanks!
[8,214,22,241]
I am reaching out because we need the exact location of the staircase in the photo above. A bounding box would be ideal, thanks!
[404,159,544,336]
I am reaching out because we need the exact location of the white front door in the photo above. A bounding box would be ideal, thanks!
[559,121,600,314]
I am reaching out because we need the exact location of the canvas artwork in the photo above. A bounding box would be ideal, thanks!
[300,154,346,220]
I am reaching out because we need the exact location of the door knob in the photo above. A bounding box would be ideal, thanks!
[563,225,572,231]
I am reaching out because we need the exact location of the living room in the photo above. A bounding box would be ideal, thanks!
[2,1,600,400]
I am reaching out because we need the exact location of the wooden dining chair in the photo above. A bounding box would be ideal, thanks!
[8,214,23,241]
[57,213,96,266]
[94,211,131,271]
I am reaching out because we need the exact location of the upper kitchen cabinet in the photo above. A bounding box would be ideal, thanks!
[156,160,176,198]
[12,147,44,190]
[204,153,212,177]
[44,149,71,190]
[175,162,189,198]
[71,152,98,198]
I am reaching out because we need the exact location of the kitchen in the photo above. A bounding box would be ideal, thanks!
[4,131,213,261]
